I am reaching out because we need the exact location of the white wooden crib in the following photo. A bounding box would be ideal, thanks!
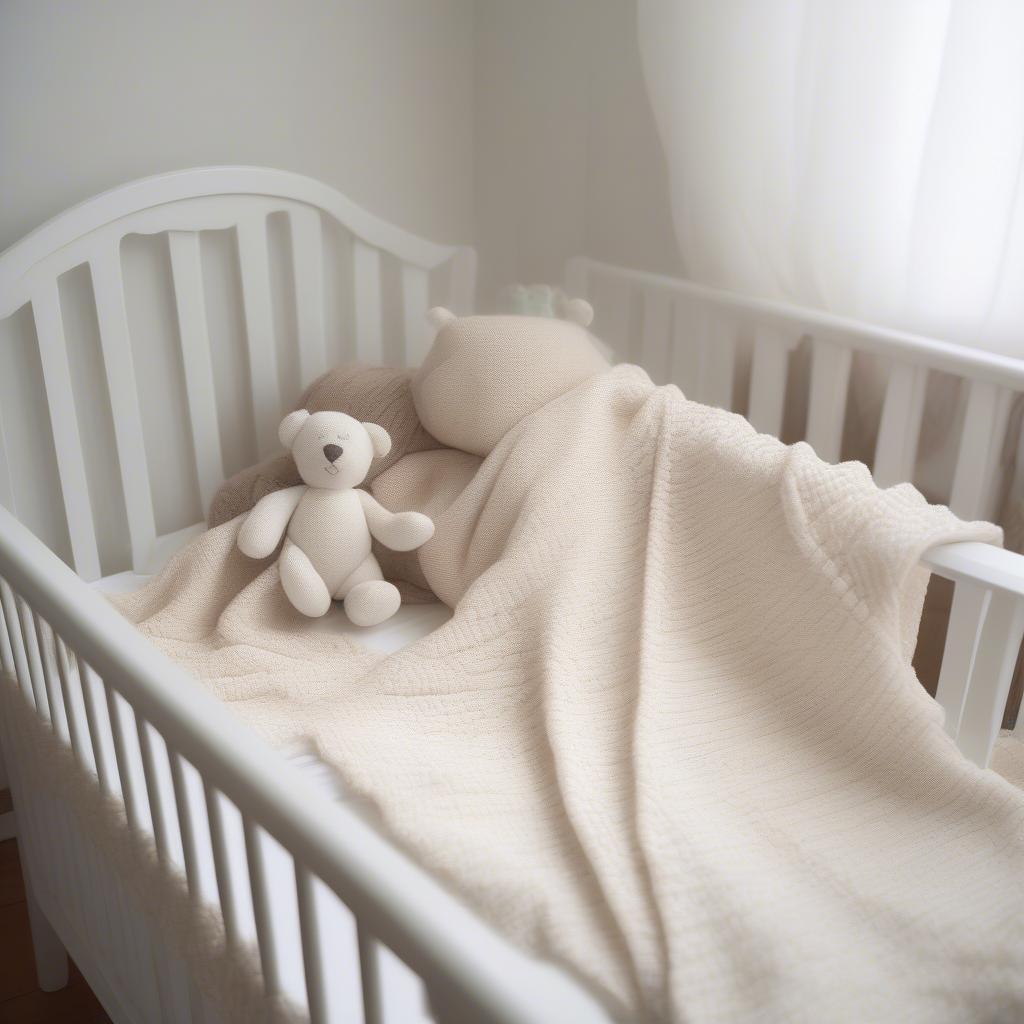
[1,167,1023,1024]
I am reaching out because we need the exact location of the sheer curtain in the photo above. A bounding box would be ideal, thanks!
[637,0,1024,357]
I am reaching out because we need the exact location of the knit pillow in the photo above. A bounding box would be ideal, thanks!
[411,304,609,457]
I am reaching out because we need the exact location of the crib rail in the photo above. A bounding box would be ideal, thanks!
[0,504,606,1024]
[2,511,1023,1024]
[567,254,1024,755]
[0,167,476,583]
[566,256,1024,525]
[923,542,1024,763]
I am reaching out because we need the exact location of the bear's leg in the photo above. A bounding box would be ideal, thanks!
[280,540,332,617]
[336,554,401,627]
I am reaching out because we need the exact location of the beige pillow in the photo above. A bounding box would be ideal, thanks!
[411,305,610,457]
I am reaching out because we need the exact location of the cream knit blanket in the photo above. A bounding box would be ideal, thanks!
[116,365,1024,1023]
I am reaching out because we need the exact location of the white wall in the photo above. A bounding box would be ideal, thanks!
[474,0,680,306]
[1,0,677,301]
[0,0,476,252]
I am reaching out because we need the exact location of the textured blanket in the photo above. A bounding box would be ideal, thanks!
[116,349,1024,1022]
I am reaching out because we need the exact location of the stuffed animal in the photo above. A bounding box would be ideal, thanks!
[237,410,434,624]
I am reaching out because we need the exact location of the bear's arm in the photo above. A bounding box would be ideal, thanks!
[237,485,307,558]
[357,490,435,552]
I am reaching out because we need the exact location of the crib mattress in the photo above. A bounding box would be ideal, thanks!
[72,571,454,1019]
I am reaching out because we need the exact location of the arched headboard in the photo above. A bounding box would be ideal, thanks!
[0,167,476,580]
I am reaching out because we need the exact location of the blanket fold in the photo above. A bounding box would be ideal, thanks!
[116,363,1024,1023]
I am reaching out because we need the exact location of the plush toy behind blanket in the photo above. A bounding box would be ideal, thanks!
[237,410,434,624]
[413,299,605,456]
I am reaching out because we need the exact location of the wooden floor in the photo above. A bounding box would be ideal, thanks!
[0,838,112,1024]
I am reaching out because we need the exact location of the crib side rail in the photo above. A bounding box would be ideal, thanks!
[566,256,1024,526]
[0,504,606,1024]
[923,542,1024,765]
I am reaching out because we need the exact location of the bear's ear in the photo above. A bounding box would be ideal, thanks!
[562,297,594,328]
[362,422,392,459]
[426,306,457,330]
[278,409,310,450]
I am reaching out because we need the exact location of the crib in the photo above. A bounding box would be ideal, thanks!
[1,166,1023,1024]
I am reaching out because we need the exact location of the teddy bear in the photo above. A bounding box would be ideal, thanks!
[237,409,434,625]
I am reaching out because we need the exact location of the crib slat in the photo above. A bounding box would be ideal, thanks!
[0,580,32,703]
[188,982,209,1024]
[24,809,69,992]
[84,833,125,991]
[136,716,172,864]
[357,923,385,1024]
[747,327,793,436]
[169,749,203,901]
[563,256,589,304]
[55,806,89,966]
[31,280,102,581]
[90,241,159,572]
[32,615,67,741]
[104,682,143,830]
[168,230,225,516]
[805,338,852,463]
[602,281,632,360]
[957,590,1024,767]
[290,206,327,387]
[243,817,282,996]
[14,800,60,971]
[950,380,1012,521]
[641,290,673,384]
[129,892,161,1017]
[106,870,139,1000]
[705,317,737,412]
[670,296,700,397]
[54,636,88,768]
[354,241,383,364]
[934,581,988,741]
[16,597,49,718]
[873,363,928,489]
[401,264,431,366]
[0,579,15,680]
[204,784,242,949]
[72,835,104,969]
[237,216,283,460]
[78,658,116,797]
[447,247,477,316]
[75,829,108,971]
[151,945,186,1024]
[295,864,329,1024]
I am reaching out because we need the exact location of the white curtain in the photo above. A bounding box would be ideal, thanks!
[637,0,1024,357]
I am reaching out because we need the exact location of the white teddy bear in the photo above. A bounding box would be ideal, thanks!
[237,410,435,625]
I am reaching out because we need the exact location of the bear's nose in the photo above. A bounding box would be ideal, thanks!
[323,443,343,463]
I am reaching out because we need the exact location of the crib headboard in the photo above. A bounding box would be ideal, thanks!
[565,256,1024,527]
[0,167,476,581]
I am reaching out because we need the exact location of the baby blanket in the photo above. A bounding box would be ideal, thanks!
[116,350,1024,1022]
